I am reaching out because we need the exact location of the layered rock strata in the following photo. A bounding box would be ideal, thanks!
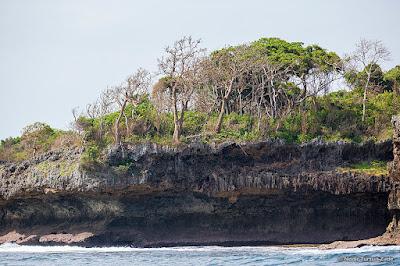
[0,140,393,247]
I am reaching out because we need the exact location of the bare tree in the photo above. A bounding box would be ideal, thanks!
[158,36,205,143]
[86,100,101,119]
[71,107,80,123]
[70,107,87,134]
[349,39,390,122]
[253,60,292,131]
[113,68,151,144]
[70,107,81,133]
[152,77,173,113]
[98,88,115,139]
[206,45,250,133]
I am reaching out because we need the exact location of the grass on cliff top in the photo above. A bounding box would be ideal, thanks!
[338,160,389,176]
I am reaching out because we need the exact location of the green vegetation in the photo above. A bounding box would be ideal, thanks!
[75,87,399,147]
[0,122,82,162]
[338,160,388,176]
[1,37,399,164]
[113,163,131,176]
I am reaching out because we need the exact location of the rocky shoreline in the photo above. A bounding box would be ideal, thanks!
[321,116,400,249]
[0,119,398,247]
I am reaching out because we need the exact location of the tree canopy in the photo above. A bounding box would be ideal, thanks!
[1,37,399,164]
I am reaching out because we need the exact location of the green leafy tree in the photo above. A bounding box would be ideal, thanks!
[249,38,341,132]
[385,65,400,94]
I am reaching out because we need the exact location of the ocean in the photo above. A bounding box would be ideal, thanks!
[0,244,399,265]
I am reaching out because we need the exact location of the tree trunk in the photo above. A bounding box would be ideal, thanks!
[257,100,262,132]
[98,118,104,141]
[172,122,181,144]
[271,83,277,119]
[115,98,128,144]
[362,72,371,123]
[215,98,226,133]
[275,119,282,133]
[124,113,129,138]
[361,87,367,123]
[239,92,243,115]
[172,87,181,144]
[214,82,233,133]
[300,105,307,135]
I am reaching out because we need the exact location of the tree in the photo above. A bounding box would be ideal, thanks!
[21,122,54,156]
[157,36,205,143]
[385,65,400,95]
[113,68,151,144]
[248,38,342,132]
[252,39,341,99]
[86,101,100,119]
[206,45,250,133]
[98,88,115,139]
[348,39,390,122]
[346,63,388,94]
[252,58,292,131]
[152,77,173,113]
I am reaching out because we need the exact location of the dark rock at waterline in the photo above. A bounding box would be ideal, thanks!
[0,190,390,247]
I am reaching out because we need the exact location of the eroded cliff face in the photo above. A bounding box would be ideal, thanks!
[0,140,393,246]
[388,116,400,232]
[320,117,400,249]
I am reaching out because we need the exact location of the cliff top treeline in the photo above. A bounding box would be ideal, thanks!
[1,37,400,163]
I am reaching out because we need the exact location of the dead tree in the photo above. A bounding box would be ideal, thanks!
[158,36,205,143]
[349,39,390,122]
[113,68,151,144]
[97,88,115,139]
[207,45,249,133]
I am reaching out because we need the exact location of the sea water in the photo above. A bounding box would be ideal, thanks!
[0,243,399,265]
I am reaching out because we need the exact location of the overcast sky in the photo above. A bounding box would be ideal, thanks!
[1,0,399,140]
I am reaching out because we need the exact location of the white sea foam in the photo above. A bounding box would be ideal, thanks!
[0,243,399,254]
[0,243,136,253]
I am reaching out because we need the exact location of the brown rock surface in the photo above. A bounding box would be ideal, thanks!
[0,231,37,244]
[39,232,94,244]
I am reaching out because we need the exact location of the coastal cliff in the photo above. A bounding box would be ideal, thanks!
[321,116,400,249]
[0,140,393,247]
[387,116,400,234]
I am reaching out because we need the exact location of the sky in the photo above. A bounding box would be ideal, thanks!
[1,0,400,140]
